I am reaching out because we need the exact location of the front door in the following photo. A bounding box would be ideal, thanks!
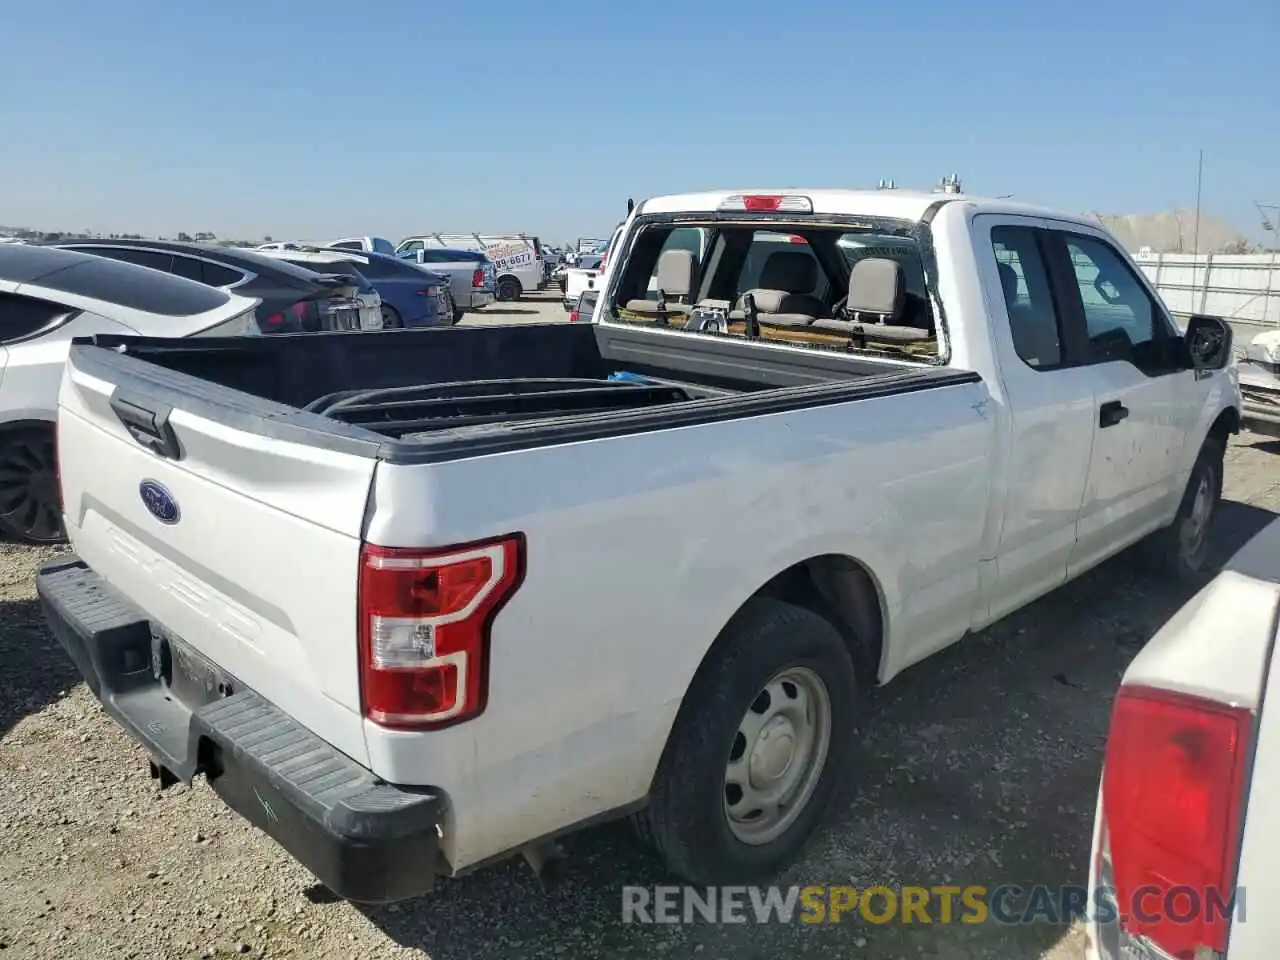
[1044,226,1204,576]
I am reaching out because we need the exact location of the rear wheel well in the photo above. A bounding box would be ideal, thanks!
[752,555,884,687]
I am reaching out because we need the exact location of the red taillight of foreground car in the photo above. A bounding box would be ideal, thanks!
[1101,684,1252,958]
[357,534,525,730]
[261,300,311,332]
[471,268,485,288]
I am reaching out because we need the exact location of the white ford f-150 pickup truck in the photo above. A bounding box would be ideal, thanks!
[39,187,1240,904]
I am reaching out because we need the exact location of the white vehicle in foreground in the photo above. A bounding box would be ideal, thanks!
[39,186,1239,904]
[1085,516,1280,960]
[0,244,259,543]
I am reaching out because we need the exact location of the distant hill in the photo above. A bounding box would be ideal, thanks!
[1084,209,1253,254]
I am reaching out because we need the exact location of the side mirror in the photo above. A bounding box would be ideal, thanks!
[1183,314,1233,371]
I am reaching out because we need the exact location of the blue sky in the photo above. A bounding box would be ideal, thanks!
[1,0,1275,245]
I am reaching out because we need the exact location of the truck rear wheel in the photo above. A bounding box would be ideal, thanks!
[634,598,857,884]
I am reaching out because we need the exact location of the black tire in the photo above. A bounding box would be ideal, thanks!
[0,425,65,544]
[381,304,403,329]
[633,597,857,885]
[497,277,522,302]
[1140,437,1225,582]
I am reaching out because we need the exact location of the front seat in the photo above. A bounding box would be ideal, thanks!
[625,248,700,319]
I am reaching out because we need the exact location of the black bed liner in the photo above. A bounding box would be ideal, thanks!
[70,321,980,465]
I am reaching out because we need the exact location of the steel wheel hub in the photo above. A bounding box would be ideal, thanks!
[723,666,832,846]
[750,715,798,784]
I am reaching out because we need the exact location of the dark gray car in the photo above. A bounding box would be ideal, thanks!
[51,239,366,333]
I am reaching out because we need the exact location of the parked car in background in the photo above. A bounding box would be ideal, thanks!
[398,247,496,317]
[248,249,383,329]
[1085,514,1280,960]
[0,244,260,542]
[396,233,545,301]
[258,247,455,328]
[1236,328,1280,439]
[52,239,369,333]
[324,236,398,256]
[569,288,598,323]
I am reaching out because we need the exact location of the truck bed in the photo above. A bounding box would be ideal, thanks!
[71,321,977,465]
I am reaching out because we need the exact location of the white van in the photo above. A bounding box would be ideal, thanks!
[396,234,545,301]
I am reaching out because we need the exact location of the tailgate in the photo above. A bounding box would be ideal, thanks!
[56,348,378,764]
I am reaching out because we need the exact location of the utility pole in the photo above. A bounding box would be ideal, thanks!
[1192,149,1204,255]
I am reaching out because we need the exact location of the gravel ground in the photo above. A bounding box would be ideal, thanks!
[459,288,572,326]
[2,343,1278,958]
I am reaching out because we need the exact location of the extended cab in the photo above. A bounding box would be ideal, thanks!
[38,188,1240,904]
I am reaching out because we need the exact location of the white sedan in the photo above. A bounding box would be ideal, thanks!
[0,244,260,543]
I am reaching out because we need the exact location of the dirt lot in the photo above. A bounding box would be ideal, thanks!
[2,352,1278,958]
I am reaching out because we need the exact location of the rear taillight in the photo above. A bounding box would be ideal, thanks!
[416,286,440,297]
[358,533,525,729]
[1101,684,1252,958]
[262,300,313,332]
[471,268,485,288]
[569,309,579,322]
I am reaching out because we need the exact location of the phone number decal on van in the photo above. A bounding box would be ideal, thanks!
[486,242,534,272]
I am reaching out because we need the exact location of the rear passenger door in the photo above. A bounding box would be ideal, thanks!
[1043,226,1201,574]
[972,216,1098,624]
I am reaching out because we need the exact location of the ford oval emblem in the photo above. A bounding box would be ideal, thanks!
[139,480,180,524]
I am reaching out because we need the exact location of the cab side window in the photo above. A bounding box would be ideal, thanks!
[990,226,1063,369]
[1061,234,1164,366]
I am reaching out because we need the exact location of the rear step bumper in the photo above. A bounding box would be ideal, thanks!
[36,556,447,904]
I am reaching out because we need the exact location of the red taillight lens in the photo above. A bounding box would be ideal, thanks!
[357,533,525,729]
[262,312,286,330]
[742,195,784,211]
[471,268,485,288]
[1102,684,1252,957]
[569,310,579,322]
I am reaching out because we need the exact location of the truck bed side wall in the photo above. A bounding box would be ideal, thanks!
[363,376,996,870]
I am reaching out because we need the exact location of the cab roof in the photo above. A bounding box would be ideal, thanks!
[636,188,1089,226]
